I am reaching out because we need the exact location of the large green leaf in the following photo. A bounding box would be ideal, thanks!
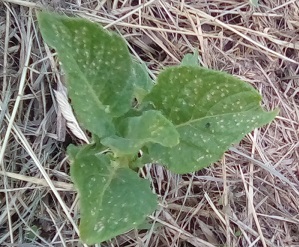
[101,110,179,155]
[37,12,134,137]
[144,66,278,174]
[70,147,157,245]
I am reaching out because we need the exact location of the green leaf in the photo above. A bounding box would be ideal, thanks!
[70,147,157,245]
[101,110,179,155]
[250,0,259,7]
[25,225,40,241]
[180,50,199,67]
[37,12,134,137]
[144,66,278,174]
[130,60,153,102]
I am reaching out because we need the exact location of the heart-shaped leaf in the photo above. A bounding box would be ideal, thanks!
[37,12,134,137]
[70,146,157,245]
[144,66,278,174]
[101,110,179,155]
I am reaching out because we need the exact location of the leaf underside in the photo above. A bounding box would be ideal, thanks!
[37,12,133,138]
[70,146,157,245]
[144,66,278,174]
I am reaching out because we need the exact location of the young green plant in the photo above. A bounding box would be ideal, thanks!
[37,12,278,245]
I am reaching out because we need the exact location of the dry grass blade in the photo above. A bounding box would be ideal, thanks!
[0,170,74,191]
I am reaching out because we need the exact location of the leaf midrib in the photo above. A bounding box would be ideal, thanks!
[58,22,107,113]
[97,160,119,210]
[175,106,260,129]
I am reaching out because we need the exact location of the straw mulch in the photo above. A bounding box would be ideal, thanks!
[0,0,298,246]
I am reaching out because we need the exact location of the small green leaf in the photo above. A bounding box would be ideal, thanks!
[37,12,134,137]
[67,142,107,162]
[181,50,199,67]
[71,147,157,245]
[25,225,40,241]
[250,0,259,7]
[101,110,179,155]
[144,66,278,174]
[131,60,154,102]
[235,230,242,237]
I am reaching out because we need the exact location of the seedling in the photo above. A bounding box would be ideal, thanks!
[37,12,278,245]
